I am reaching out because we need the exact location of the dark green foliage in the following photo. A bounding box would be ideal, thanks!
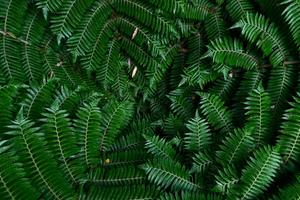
[0,0,300,199]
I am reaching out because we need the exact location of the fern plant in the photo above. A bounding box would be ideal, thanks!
[0,0,300,199]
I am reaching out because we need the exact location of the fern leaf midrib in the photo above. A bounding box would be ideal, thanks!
[272,66,288,110]
[213,12,221,38]
[83,108,92,166]
[285,127,300,163]
[84,19,114,70]
[53,113,77,184]
[24,13,38,80]
[228,132,248,164]
[72,1,109,55]
[2,35,12,79]
[236,0,247,17]
[240,151,274,200]
[103,39,116,84]
[257,91,263,145]
[213,49,258,66]
[19,125,63,200]
[26,82,47,118]
[194,120,204,150]
[149,166,201,190]
[99,103,123,152]
[204,96,231,133]
[56,0,77,35]
[61,65,76,87]
[0,171,16,200]
[243,19,286,62]
[2,0,14,79]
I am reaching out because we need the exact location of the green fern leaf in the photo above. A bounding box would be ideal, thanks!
[99,100,134,152]
[203,38,259,70]
[198,92,233,134]
[142,159,201,191]
[216,127,254,166]
[245,84,271,145]
[278,92,300,163]
[233,146,281,199]
[184,111,212,151]
[41,102,84,185]
[6,109,75,199]
[74,100,101,167]
[233,13,289,66]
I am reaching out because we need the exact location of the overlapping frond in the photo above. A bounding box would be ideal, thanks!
[6,109,75,199]
[0,150,38,200]
[232,146,281,199]
[233,13,290,66]
[203,38,259,70]
[198,92,233,134]
[216,127,254,166]
[74,100,101,167]
[41,102,84,184]
[278,93,300,163]
[142,159,201,191]
[99,100,134,152]
[281,0,300,51]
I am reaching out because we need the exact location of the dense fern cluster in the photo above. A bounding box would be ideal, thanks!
[0,0,300,199]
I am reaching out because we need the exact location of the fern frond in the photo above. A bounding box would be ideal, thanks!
[213,165,239,194]
[0,84,18,133]
[0,151,38,200]
[274,174,300,200]
[21,78,57,119]
[216,127,254,166]
[74,100,101,167]
[147,44,178,89]
[144,134,176,160]
[184,0,215,21]
[232,70,263,122]
[226,0,254,21]
[159,192,221,200]
[205,8,227,40]
[199,92,233,134]
[67,1,112,59]
[190,151,213,174]
[278,92,300,163]
[203,38,259,70]
[0,0,27,81]
[233,13,289,66]
[41,102,84,185]
[245,84,271,146]
[6,109,75,199]
[81,19,116,72]
[148,0,186,14]
[97,39,121,88]
[184,111,212,151]
[52,86,83,113]
[85,166,145,186]
[36,0,64,19]
[79,185,159,200]
[21,10,45,81]
[50,0,94,43]
[209,76,238,102]
[99,100,134,152]
[281,0,300,51]
[168,89,193,119]
[112,0,177,37]
[233,146,281,199]
[142,159,201,191]
[267,66,295,115]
